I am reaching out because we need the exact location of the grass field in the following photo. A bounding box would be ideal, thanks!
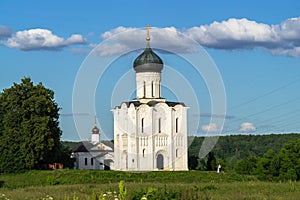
[0,170,299,199]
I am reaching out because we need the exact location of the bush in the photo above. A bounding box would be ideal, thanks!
[46,176,59,185]
[279,169,297,181]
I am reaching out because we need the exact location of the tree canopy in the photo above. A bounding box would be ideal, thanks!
[0,77,62,173]
[188,133,300,176]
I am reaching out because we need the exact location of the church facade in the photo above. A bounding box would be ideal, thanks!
[113,27,188,171]
[72,119,114,170]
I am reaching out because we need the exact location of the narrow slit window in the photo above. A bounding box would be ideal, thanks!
[85,158,88,166]
[158,81,161,97]
[151,81,154,97]
[143,149,145,157]
[176,149,179,157]
[141,118,144,133]
[175,117,179,133]
[143,81,146,97]
[91,158,94,166]
[158,118,161,133]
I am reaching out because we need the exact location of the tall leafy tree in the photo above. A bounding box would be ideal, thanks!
[256,149,280,180]
[255,142,300,181]
[0,77,62,173]
[206,152,216,171]
[234,156,258,175]
[278,138,300,181]
[188,155,198,170]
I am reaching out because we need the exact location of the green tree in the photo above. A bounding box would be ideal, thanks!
[0,77,62,173]
[256,149,280,180]
[278,138,300,181]
[197,158,207,170]
[234,156,258,175]
[196,152,217,171]
[188,155,198,170]
[206,152,216,171]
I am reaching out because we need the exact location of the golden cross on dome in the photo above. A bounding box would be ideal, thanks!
[94,115,97,126]
[146,25,151,41]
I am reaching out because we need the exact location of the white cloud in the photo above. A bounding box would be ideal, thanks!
[92,42,132,57]
[0,25,12,39]
[239,122,256,132]
[95,16,300,57]
[69,47,90,55]
[3,16,300,56]
[65,34,86,44]
[270,47,300,57]
[201,123,222,133]
[185,18,279,49]
[279,17,300,41]
[96,26,196,56]
[5,29,87,50]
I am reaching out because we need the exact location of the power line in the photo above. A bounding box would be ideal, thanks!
[228,78,300,111]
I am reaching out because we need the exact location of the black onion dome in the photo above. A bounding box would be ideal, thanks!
[133,46,163,73]
[92,126,99,134]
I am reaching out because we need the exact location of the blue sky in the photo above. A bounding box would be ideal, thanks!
[1,0,300,141]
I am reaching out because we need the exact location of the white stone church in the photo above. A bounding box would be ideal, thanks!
[72,118,114,170]
[113,27,188,171]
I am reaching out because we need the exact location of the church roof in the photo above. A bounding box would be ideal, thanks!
[72,141,114,153]
[115,100,185,109]
[133,46,163,73]
[92,126,99,134]
[72,142,89,152]
[92,116,100,134]
[133,25,163,73]
[148,101,185,107]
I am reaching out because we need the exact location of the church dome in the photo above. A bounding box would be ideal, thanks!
[92,126,99,134]
[133,46,163,73]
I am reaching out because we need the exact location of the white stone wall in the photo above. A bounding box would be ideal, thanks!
[113,101,188,171]
[74,141,114,170]
[75,152,100,170]
[91,133,100,143]
[136,72,161,99]
[75,151,114,170]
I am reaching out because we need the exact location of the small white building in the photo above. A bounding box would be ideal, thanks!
[72,121,114,170]
[113,27,188,171]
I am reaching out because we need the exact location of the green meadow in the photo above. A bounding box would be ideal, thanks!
[0,170,299,199]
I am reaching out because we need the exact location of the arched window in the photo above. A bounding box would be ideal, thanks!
[143,149,145,157]
[176,148,179,158]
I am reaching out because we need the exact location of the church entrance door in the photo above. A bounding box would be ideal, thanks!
[157,154,164,170]
[104,159,112,170]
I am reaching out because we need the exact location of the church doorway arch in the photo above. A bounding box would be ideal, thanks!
[104,159,113,170]
[157,154,164,170]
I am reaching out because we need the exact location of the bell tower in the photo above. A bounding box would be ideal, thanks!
[91,115,100,143]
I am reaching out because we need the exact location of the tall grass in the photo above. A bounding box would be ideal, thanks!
[0,170,299,199]
[0,170,255,189]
